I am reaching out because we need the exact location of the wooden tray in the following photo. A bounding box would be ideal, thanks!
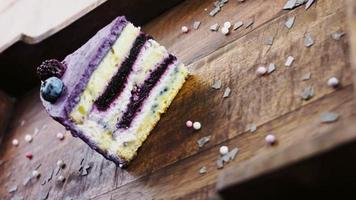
[0,0,356,199]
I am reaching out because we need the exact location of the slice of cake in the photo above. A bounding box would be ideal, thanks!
[37,16,189,167]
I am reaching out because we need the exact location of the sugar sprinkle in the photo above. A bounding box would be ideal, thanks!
[320,112,339,123]
[197,136,211,148]
[285,56,295,67]
[212,80,222,89]
[223,87,231,98]
[285,16,296,29]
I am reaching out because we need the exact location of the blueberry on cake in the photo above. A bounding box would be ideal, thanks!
[38,16,189,167]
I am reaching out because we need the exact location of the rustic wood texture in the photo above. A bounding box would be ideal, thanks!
[0,90,13,144]
[0,0,355,199]
[347,0,356,101]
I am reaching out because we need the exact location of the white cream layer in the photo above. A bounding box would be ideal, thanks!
[76,62,188,161]
[70,23,140,123]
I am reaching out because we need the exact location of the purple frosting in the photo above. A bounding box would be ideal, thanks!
[41,16,129,166]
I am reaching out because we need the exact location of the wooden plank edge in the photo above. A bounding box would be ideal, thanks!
[216,114,356,193]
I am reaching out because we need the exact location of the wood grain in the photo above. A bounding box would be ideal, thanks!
[0,0,354,199]
[0,90,13,144]
[347,0,356,101]
[93,86,355,200]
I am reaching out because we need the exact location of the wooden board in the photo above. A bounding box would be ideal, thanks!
[0,0,355,199]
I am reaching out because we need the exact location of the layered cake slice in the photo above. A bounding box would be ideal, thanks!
[37,16,189,167]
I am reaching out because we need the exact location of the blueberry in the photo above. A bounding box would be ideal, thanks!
[41,77,64,103]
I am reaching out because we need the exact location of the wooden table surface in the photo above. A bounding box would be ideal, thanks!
[0,0,355,199]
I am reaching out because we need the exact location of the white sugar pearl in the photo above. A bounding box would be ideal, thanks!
[32,170,40,178]
[186,120,193,128]
[223,21,231,29]
[256,66,267,75]
[219,146,229,155]
[193,122,202,130]
[57,175,65,182]
[265,134,276,145]
[57,132,64,140]
[24,134,33,143]
[181,26,189,33]
[12,139,19,146]
[221,27,230,35]
[57,160,65,168]
[327,77,339,87]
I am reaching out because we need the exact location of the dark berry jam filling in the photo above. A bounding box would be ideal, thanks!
[95,33,150,111]
[117,54,176,129]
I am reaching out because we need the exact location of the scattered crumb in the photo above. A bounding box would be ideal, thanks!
[245,19,254,28]
[320,112,339,123]
[8,185,17,193]
[300,86,315,101]
[285,16,295,29]
[301,72,311,81]
[331,31,345,41]
[199,166,207,174]
[216,147,239,169]
[193,21,201,30]
[197,136,211,148]
[304,33,314,47]
[265,36,274,46]
[223,87,231,98]
[11,195,24,200]
[233,21,244,30]
[283,0,308,10]
[34,128,39,135]
[212,80,222,89]
[249,123,257,133]
[267,63,276,74]
[285,56,295,67]
[305,0,315,10]
[210,23,220,31]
